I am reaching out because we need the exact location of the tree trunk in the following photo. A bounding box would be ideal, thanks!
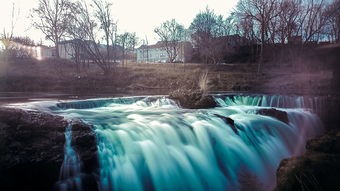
[55,41,60,58]
[258,26,265,75]
[106,35,110,62]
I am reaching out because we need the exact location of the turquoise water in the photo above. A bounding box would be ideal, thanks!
[37,95,323,191]
[56,124,82,191]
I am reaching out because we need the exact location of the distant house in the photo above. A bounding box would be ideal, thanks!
[59,39,123,61]
[39,45,56,59]
[136,41,193,63]
[59,39,89,60]
[6,41,55,60]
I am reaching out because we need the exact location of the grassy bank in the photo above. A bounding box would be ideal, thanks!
[0,58,259,95]
[0,44,339,97]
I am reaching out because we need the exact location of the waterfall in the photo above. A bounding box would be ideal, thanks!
[48,95,323,191]
[214,94,326,115]
[55,124,82,191]
[55,97,146,110]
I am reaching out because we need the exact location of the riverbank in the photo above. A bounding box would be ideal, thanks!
[0,44,339,97]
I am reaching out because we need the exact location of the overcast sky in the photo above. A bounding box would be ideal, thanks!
[0,0,238,45]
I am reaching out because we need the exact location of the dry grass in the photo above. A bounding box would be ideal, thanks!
[1,43,338,96]
[1,57,334,96]
[198,71,210,94]
[0,58,263,95]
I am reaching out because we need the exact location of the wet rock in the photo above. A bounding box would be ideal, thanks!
[0,107,67,191]
[70,119,98,174]
[0,107,99,191]
[275,154,340,191]
[275,131,340,191]
[0,107,67,166]
[306,131,340,154]
[169,89,217,109]
[257,108,289,124]
[213,114,239,135]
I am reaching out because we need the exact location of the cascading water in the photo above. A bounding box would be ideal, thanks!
[47,95,323,191]
[55,124,82,191]
[214,94,326,114]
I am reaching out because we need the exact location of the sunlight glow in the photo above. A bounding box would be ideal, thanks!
[36,46,42,60]
[0,0,238,45]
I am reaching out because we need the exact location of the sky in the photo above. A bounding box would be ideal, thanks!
[0,0,238,45]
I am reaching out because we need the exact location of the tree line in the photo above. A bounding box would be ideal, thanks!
[151,0,340,66]
[233,0,340,71]
[234,0,340,45]
[1,0,339,74]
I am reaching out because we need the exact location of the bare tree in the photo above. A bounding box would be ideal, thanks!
[117,32,137,66]
[139,37,149,63]
[67,0,114,74]
[31,0,75,58]
[300,0,329,43]
[275,0,301,44]
[235,0,337,44]
[235,0,279,73]
[109,22,118,63]
[145,36,149,63]
[139,36,149,63]
[92,0,115,61]
[154,19,186,63]
[1,3,20,51]
[324,0,340,42]
[126,32,138,62]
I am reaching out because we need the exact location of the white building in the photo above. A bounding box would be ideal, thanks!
[39,45,56,59]
[58,39,123,61]
[58,39,91,60]
[136,41,193,63]
[5,41,55,60]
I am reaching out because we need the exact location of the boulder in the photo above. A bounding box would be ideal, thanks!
[0,107,67,167]
[169,89,217,109]
[275,131,340,191]
[257,108,289,124]
[213,114,239,135]
[0,107,67,191]
[70,119,98,174]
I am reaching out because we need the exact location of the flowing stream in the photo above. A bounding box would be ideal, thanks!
[46,95,324,191]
